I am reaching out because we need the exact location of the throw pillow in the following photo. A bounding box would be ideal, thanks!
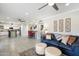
[54,34,62,41]
[46,33,51,40]
[61,35,69,45]
[67,36,77,45]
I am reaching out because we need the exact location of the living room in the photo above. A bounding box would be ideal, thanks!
[0,0,79,58]
[29,3,79,56]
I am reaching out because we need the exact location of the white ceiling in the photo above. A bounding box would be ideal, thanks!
[0,3,79,23]
[0,3,45,22]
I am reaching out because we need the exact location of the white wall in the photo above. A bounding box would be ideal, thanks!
[21,23,28,37]
[4,23,21,29]
[38,9,79,36]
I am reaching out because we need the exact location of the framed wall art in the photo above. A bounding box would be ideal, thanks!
[65,18,71,32]
[54,20,57,32]
[59,19,64,32]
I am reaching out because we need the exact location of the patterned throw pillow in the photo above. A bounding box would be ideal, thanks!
[54,33,62,41]
[67,36,77,45]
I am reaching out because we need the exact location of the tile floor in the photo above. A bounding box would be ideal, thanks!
[0,35,37,56]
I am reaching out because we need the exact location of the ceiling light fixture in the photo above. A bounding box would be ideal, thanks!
[48,3,54,6]
[65,3,70,6]
[25,12,29,15]
[6,17,10,19]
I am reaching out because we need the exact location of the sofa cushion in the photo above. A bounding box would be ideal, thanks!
[42,39,71,50]
[41,39,59,46]
[59,42,72,50]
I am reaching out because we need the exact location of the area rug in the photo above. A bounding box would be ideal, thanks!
[19,47,66,56]
[19,48,38,56]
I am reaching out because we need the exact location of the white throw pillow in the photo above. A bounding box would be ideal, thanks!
[46,35,51,40]
[61,35,69,45]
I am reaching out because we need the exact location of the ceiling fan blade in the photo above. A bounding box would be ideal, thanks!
[18,19,25,22]
[52,3,59,11]
[38,3,48,10]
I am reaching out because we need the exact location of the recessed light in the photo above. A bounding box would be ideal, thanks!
[6,17,10,19]
[48,3,54,6]
[25,12,29,15]
[65,3,70,6]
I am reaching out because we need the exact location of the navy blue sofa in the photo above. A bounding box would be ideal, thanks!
[41,36,79,56]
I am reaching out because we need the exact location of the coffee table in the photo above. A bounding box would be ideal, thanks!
[45,47,62,56]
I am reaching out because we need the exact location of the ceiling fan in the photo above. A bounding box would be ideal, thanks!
[18,19,25,22]
[38,3,59,11]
